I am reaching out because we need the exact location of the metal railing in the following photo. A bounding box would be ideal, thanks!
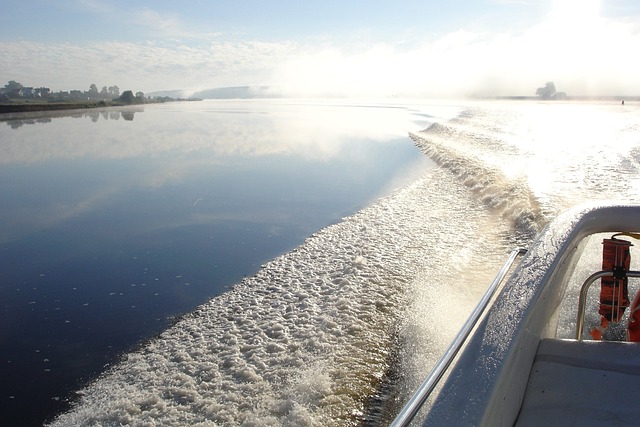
[575,270,640,340]
[390,247,527,427]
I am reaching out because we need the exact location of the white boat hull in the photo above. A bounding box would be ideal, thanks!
[398,202,640,426]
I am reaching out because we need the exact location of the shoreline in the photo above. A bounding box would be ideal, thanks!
[0,98,201,114]
[0,101,114,114]
[1,96,636,115]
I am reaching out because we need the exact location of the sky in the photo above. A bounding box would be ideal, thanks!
[1,0,639,97]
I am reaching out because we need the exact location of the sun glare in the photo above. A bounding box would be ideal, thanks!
[550,0,601,22]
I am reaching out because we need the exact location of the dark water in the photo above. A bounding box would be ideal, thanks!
[0,100,434,426]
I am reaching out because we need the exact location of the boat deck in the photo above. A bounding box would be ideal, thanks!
[516,338,640,426]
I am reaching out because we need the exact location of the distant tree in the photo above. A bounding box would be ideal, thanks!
[5,80,23,91]
[135,91,144,100]
[536,82,557,99]
[5,80,23,98]
[108,85,120,98]
[88,83,99,98]
[35,87,51,98]
[119,90,135,104]
[100,86,109,98]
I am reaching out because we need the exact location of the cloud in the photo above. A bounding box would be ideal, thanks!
[2,1,639,97]
[133,8,196,38]
[72,0,204,39]
[73,0,114,14]
[270,7,640,98]
[0,39,297,93]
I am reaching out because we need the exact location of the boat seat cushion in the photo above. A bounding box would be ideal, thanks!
[516,338,640,427]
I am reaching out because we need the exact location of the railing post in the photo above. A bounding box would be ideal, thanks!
[576,270,640,340]
[390,248,527,427]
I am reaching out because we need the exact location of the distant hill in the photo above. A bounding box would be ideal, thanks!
[146,89,192,99]
[148,86,280,100]
[191,86,279,99]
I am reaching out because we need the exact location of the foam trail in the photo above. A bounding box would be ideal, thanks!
[410,121,547,240]
[49,107,552,427]
[49,174,474,427]
[367,167,525,424]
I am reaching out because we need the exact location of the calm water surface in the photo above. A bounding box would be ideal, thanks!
[0,100,435,425]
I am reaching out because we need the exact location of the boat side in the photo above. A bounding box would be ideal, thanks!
[419,202,640,426]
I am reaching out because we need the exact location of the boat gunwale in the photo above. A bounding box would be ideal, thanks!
[417,202,640,426]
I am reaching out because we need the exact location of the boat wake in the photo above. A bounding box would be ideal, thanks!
[410,118,547,241]
[50,174,472,426]
[50,107,554,427]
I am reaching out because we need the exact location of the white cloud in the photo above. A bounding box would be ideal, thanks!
[134,8,194,38]
[73,0,114,14]
[0,39,298,93]
[270,8,640,98]
[2,2,639,97]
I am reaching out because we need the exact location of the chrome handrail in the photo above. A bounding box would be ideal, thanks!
[390,247,527,427]
[575,270,640,340]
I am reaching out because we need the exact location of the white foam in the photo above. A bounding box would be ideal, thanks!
[50,172,467,426]
[410,123,546,240]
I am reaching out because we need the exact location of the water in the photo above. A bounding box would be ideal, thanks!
[2,100,640,426]
[0,100,441,426]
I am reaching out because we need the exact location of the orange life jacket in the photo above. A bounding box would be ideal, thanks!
[598,237,631,322]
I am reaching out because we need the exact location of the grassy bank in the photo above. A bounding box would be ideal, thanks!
[0,97,202,114]
[0,100,141,114]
